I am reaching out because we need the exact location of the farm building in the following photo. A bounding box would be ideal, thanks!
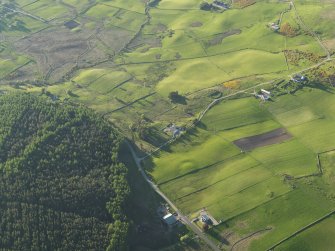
[212,0,229,9]
[292,74,306,83]
[255,89,271,101]
[163,213,177,225]
[201,214,211,223]
[163,124,184,138]
[261,89,271,96]
[269,22,280,31]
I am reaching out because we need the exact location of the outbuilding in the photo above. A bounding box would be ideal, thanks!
[163,213,177,225]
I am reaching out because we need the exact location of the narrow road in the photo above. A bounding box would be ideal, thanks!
[290,0,331,59]
[126,141,221,251]
[1,5,47,23]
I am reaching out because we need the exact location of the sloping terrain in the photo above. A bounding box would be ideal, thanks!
[0,93,129,250]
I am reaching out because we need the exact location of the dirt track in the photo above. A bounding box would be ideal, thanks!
[233,128,292,151]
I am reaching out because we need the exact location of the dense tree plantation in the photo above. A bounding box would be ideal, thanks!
[0,93,129,250]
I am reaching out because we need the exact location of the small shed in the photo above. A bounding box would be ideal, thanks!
[292,75,306,82]
[201,214,210,223]
[261,89,271,96]
[163,213,177,225]
[270,23,280,31]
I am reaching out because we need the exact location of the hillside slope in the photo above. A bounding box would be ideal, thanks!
[0,93,129,250]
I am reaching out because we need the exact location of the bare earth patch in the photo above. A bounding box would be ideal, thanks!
[324,39,335,51]
[207,29,241,46]
[233,128,292,151]
[190,22,203,27]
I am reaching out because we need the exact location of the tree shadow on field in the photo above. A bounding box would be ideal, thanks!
[307,80,334,93]
[208,227,230,246]
[195,120,207,130]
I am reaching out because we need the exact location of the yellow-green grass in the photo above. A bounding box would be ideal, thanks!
[276,214,335,251]
[205,25,285,55]
[16,0,36,7]
[220,120,282,142]
[85,4,120,19]
[156,50,287,95]
[98,0,146,13]
[157,0,203,10]
[62,0,91,12]
[72,68,110,86]
[105,10,147,32]
[0,55,30,78]
[295,2,335,40]
[155,57,230,95]
[250,139,317,176]
[319,151,335,191]
[152,2,287,36]
[289,120,335,153]
[273,106,320,127]
[159,155,259,200]
[88,71,131,94]
[267,88,335,152]
[202,97,274,131]
[149,129,241,184]
[124,30,207,62]
[211,186,335,251]
[23,1,69,20]
[174,166,290,219]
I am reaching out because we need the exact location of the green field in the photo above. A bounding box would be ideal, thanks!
[150,85,335,250]
[0,0,334,250]
[276,214,335,251]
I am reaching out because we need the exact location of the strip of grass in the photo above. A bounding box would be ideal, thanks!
[276,214,335,251]
[150,129,240,184]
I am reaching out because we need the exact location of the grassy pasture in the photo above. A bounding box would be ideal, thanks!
[276,214,335,251]
[163,159,291,220]
[250,139,317,176]
[149,128,241,184]
[155,49,287,95]
[151,85,335,249]
[213,186,335,251]
[157,0,203,10]
[202,97,274,131]
[0,51,30,78]
[85,4,120,19]
[73,69,110,86]
[267,88,335,152]
[23,0,69,20]
[99,0,146,13]
[88,71,132,94]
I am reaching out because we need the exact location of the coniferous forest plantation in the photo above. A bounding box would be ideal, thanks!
[0,0,335,250]
[0,93,129,250]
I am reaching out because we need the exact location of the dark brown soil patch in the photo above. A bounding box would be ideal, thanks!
[207,29,241,46]
[190,22,203,27]
[233,128,292,151]
[64,20,80,30]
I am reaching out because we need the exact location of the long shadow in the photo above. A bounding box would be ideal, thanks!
[307,80,334,93]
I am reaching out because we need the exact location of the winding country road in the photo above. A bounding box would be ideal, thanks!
[126,141,221,251]
[123,2,334,250]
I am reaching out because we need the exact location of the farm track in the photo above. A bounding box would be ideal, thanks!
[0,5,47,23]
[290,0,331,59]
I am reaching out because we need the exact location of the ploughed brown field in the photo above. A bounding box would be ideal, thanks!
[233,128,292,151]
